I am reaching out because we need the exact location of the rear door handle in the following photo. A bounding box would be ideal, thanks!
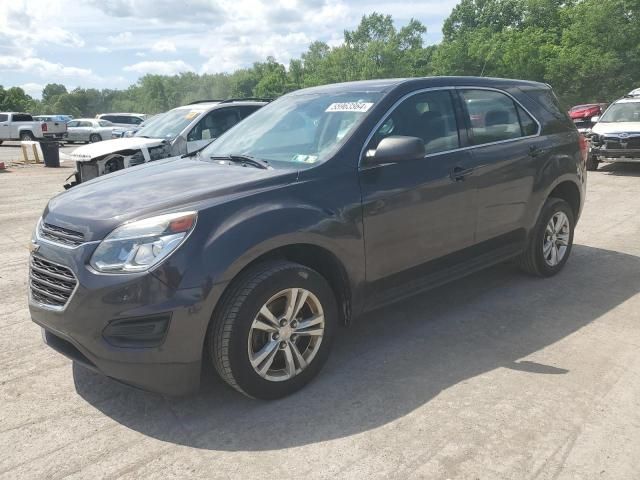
[450,166,474,182]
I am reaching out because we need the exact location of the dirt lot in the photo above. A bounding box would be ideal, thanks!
[1,152,640,479]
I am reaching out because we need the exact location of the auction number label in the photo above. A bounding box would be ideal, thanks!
[325,102,374,113]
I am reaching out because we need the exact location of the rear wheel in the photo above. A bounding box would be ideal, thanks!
[586,154,599,171]
[19,131,35,141]
[517,197,575,277]
[89,134,102,143]
[209,261,338,399]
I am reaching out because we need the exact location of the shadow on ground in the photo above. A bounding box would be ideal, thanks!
[598,162,640,176]
[73,244,640,451]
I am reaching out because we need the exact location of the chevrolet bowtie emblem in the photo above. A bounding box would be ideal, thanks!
[29,242,40,254]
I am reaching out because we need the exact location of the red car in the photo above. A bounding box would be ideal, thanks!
[569,103,607,132]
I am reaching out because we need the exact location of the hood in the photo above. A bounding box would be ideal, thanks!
[592,122,640,135]
[44,157,297,241]
[70,137,165,160]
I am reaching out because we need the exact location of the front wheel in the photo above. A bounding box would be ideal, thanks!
[209,261,338,399]
[586,154,599,171]
[517,197,575,277]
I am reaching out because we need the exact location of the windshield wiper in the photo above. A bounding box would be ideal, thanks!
[210,154,270,170]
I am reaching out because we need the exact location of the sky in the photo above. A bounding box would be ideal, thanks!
[0,0,459,99]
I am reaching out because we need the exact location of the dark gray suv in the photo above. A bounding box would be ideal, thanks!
[29,77,587,399]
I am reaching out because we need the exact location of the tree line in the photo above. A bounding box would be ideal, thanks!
[1,0,638,117]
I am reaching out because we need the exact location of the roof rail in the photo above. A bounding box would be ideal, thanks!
[218,97,273,104]
[188,99,224,105]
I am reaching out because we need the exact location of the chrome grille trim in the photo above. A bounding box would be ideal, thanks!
[29,255,78,311]
[39,222,85,247]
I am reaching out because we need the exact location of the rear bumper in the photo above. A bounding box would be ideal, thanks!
[43,133,68,140]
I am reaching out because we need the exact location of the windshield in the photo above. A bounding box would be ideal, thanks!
[135,108,203,139]
[600,102,640,123]
[203,91,384,165]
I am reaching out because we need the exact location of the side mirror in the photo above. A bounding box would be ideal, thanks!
[591,116,600,123]
[365,135,426,166]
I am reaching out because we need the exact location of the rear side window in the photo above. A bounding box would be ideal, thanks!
[0,114,8,122]
[12,114,33,122]
[370,89,460,155]
[79,121,92,127]
[461,90,537,145]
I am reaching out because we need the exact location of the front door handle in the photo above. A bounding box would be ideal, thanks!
[450,166,474,182]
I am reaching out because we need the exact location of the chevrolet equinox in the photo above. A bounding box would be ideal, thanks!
[29,77,587,399]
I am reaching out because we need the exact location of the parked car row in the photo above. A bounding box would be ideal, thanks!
[30,77,587,400]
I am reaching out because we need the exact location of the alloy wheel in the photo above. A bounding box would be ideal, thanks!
[543,211,570,267]
[247,288,325,382]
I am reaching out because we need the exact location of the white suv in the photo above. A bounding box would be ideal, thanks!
[588,93,640,170]
[66,99,269,187]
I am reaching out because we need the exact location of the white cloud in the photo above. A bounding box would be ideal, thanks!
[108,31,133,44]
[151,40,176,53]
[0,56,93,78]
[0,2,84,48]
[87,0,224,24]
[96,46,111,53]
[123,60,194,75]
[20,82,44,98]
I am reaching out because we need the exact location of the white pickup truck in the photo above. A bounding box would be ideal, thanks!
[0,112,67,144]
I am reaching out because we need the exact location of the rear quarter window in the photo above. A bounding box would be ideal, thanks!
[12,114,33,122]
[521,87,574,133]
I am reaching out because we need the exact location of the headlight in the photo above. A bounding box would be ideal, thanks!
[90,212,197,273]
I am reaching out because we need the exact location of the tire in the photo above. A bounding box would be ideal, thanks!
[209,260,338,399]
[586,154,599,171]
[517,197,575,277]
[89,134,102,143]
[19,131,35,141]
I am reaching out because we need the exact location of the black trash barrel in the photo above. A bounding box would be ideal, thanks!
[40,140,60,167]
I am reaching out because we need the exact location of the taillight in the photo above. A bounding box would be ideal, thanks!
[579,134,588,163]
[41,122,47,132]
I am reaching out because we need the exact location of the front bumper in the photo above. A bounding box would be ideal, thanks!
[591,147,640,162]
[28,239,211,396]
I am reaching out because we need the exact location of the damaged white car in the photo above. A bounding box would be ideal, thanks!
[65,98,269,188]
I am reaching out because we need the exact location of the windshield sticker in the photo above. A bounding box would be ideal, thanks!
[292,154,318,164]
[325,102,374,113]
[184,111,200,120]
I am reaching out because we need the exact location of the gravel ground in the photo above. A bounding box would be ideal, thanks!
[1,153,640,479]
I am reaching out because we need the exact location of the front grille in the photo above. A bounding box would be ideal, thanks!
[29,255,78,309]
[603,135,640,150]
[39,222,85,247]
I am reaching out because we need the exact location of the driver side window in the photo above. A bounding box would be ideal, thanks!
[188,109,240,141]
[369,89,460,155]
